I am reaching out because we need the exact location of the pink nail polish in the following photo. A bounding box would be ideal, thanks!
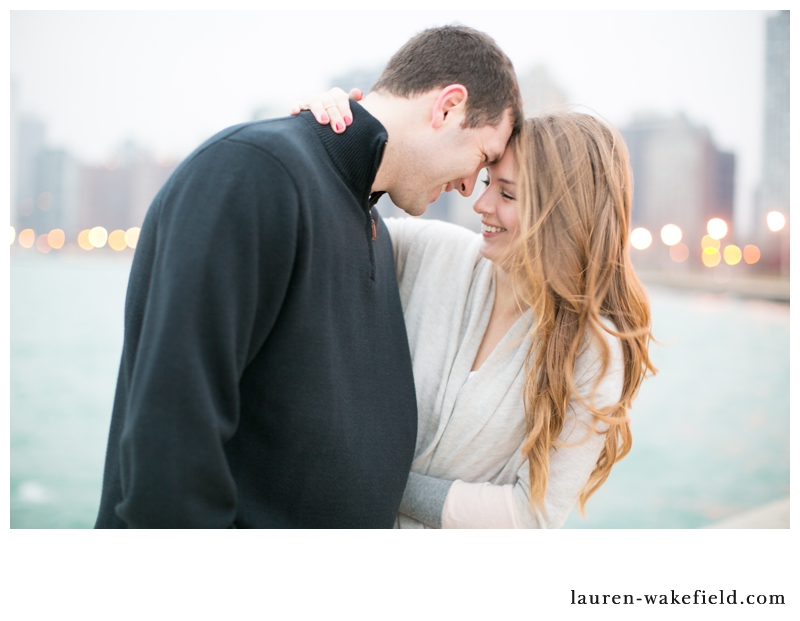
[320,114,329,123]
[344,116,352,126]
[335,123,344,132]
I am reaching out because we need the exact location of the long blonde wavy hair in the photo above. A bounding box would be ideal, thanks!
[508,112,657,515]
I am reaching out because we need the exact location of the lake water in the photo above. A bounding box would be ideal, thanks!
[10,253,790,528]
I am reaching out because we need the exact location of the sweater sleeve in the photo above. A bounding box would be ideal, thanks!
[383,217,478,290]
[115,141,299,528]
[398,472,453,528]
[436,324,625,529]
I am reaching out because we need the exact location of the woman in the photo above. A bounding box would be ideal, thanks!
[296,93,656,528]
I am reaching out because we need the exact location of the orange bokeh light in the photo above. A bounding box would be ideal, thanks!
[108,229,127,251]
[77,230,94,251]
[669,242,689,262]
[702,249,721,267]
[723,245,742,266]
[18,229,35,248]
[47,229,66,250]
[743,245,761,264]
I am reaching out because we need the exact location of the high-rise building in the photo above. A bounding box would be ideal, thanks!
[754,10,789,274]
[79,143,176,234]
[13,115,47,231]
[621,113,736,269]
[11,80,19,229]
[28,149,81,235]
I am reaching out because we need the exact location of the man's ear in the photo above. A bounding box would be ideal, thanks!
[431,84,468,129]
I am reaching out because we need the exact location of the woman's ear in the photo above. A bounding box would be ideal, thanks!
[431,84,468,129]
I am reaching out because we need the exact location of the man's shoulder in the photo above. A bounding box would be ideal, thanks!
[223,116,314,152]
[185,116,319,174]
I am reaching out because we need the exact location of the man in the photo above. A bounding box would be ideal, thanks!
[95,25,522,528]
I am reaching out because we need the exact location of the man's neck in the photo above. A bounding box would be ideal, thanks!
[359,93,397,194]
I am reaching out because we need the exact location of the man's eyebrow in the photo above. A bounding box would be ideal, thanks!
[485,153,502,166]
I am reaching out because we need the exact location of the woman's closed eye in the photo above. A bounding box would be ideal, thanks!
[481,177,515,201]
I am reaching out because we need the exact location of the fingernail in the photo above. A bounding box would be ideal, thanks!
[335,123,344,132]
[344,116,352,126]
[320,114,329,123]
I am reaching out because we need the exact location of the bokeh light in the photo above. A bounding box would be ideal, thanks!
[660,224,682,246]
[630,227,652,250]
[702,248,721,267]
[77,230,94,251]
[766,211,786,232]
[108,229,127,251]
[36,234,52,254]
[88,226,108,248]
[125,227,141,249]
[669,242,689,262]
[10,226,16,245]
[743,245,761,264]
[723,245,742,266]
[47,229,66,250]
[18,228,35,248]
[701,235,720,250]
[707,218,728,240]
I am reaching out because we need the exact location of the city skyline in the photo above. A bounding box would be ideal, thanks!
[11,10,769,236]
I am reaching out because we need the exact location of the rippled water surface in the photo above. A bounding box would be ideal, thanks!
[10,254,790,528]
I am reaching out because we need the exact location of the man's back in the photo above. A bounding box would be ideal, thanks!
[95,108,418,528]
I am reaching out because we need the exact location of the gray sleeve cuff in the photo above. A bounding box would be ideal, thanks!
[398,471,454,529]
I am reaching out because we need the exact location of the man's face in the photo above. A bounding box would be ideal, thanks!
[388,109,514,216]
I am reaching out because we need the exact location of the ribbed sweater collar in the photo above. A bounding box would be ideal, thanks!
[300,101,388,210]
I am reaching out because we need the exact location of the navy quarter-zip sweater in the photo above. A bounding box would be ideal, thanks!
[95,103,418,528]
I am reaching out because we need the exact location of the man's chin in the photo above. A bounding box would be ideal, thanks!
[409,205,428,217]
[397,202,428,217]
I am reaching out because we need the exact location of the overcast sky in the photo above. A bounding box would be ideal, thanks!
[11,10,770,231]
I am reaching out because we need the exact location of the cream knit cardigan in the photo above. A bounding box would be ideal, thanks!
[386,218,625,529]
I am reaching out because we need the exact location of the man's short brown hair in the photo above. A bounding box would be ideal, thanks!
[372,25,523,135]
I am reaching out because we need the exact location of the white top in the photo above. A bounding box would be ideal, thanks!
[385,217,625,528]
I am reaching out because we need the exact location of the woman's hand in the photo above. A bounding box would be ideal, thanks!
[290,87,363,134]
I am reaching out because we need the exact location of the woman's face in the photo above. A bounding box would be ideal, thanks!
[472,147,520,264]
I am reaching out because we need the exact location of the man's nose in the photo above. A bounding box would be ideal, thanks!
[455,170,480,197]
